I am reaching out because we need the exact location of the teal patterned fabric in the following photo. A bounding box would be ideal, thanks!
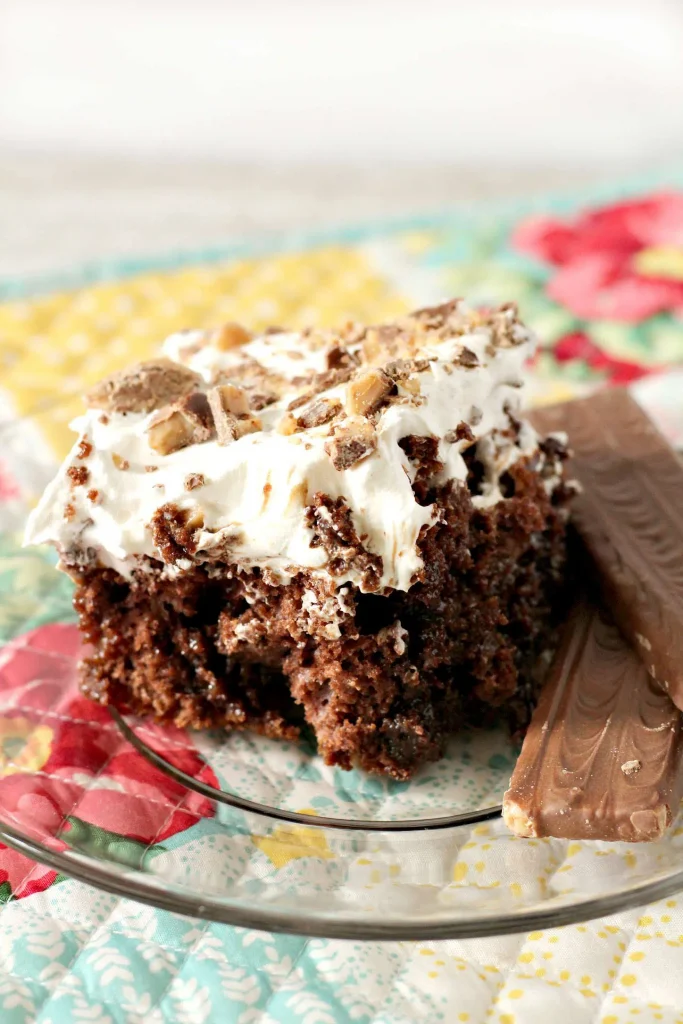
[0,539,76,647]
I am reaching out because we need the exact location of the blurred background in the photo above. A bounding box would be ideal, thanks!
[2,0,683,277]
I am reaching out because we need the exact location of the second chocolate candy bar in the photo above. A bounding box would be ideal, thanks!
[503,599,683,842]
[531,389,683,710]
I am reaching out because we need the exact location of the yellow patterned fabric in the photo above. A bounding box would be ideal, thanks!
[0,247,408,460]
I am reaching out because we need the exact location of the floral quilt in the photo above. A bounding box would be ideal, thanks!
[1,179,683,1023]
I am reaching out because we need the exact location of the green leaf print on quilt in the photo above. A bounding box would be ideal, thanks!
[64,818,165,870]
[0,535,76,645]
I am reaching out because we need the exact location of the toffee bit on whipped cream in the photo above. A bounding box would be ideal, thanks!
[345,369,395,418]
[184,473,205,491]
[248,391,278,412]
[399,376,421,397]
[293,398,341,431]
[210,322,252,351]
[411,299,461,326]
[63,502,76,520]
[177,392,214,439]
[489,303,527,348]
[87,488,100,504]
[457,347,479,368]
[85,358,201,414]
[325,342,359,371]
[287,366,355,412]
[276,413,298,437]
[325,421,377,470]
[210,382,250,417]
[147,392,215,455]
[146,408,195,455]
[385,357,431,380]
[207,384,261,445]
[360,324,404,366]
[111,453,130,470]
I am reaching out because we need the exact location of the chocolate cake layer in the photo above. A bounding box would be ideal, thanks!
[73,458,568,778]
[531,390,683,710]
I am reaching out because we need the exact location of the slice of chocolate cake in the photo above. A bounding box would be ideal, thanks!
[25,300,571,778]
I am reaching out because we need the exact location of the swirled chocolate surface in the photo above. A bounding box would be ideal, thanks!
[503,599,683,841]
[531,389,683,710]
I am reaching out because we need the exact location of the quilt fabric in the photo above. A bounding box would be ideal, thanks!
[2,181,683,1023]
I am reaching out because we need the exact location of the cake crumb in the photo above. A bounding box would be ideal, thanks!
[77,437,93,460]
[67,466,89,487]
[149,502,201,563]
[621,759,642,776]
[444,422,475,444]
[261,481,273,512]
[112,453,130,470]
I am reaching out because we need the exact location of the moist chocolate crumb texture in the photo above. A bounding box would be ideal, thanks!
[25,300,571,778]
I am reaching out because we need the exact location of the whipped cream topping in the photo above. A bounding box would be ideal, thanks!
[25,302,543,592]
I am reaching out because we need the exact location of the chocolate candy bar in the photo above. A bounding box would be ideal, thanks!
[531,389,683,709]
[503,599,683,841]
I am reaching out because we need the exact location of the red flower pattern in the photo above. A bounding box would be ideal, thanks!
[0,624,218,896]
[551,332,653,385]
[513,192,683,322]
[0,459,20,503]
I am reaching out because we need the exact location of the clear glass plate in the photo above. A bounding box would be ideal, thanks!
[2,623,683,940]
[3,265,683,941]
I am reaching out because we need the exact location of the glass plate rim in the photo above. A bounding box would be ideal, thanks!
[5,643,683,938]
[3,813,683,940]
[112,709,503,832]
